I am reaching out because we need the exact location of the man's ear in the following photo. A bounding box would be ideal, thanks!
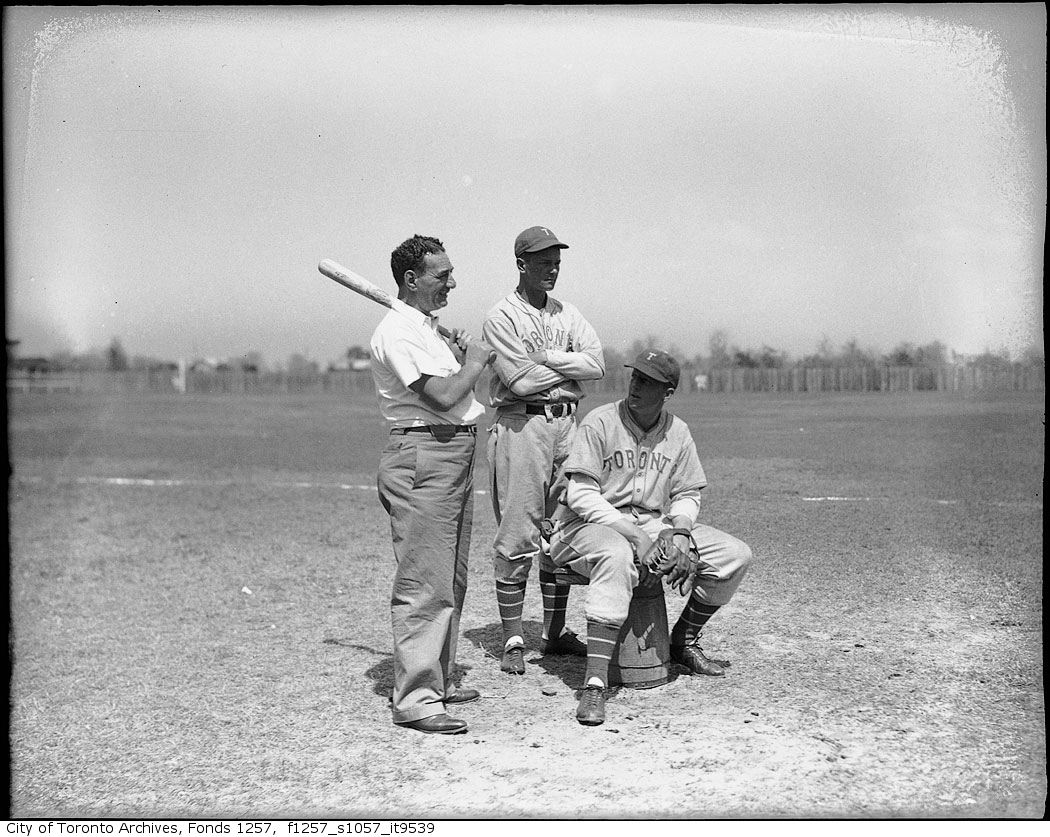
[402,270,417,290]
[516,258,526,274]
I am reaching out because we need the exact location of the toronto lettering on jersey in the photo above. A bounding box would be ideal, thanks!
[522,324,570,354]
[602,447,672,474]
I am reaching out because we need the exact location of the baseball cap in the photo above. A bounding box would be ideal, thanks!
[625,350,681,390]
[514,226,569,257]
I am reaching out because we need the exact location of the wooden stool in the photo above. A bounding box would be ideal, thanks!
[539,562,671,689]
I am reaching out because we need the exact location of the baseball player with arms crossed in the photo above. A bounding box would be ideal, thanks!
[548,349,753,726]
[483,226,606,675]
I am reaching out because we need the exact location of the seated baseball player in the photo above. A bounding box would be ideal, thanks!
[547,350,753,726]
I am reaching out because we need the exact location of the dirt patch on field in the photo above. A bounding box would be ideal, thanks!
[310,555,1044,819]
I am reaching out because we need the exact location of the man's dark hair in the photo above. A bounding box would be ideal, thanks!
[390,235,445,287]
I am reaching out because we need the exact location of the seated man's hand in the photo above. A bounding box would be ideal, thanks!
[652,529,696,595]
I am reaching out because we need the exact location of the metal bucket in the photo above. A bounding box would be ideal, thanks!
[608,580,670,689]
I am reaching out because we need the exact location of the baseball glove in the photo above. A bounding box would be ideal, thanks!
[642,528,697,594]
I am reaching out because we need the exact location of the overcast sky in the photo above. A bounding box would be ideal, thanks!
[4,5,1045,366]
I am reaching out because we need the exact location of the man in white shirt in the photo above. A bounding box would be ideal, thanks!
[370,234,495,735]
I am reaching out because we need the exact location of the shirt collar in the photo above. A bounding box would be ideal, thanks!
[511,290,562,315]
[392,298,441,330]
[617,399,670,443]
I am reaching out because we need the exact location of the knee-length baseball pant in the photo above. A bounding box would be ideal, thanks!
[487,411,576,584]
[377,431,476,724]
[549,514,752,626]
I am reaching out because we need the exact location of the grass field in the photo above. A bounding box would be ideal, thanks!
[7,389,1045,818]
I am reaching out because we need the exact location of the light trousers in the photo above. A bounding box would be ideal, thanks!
[377,431,476,723]
[550,512,752,626]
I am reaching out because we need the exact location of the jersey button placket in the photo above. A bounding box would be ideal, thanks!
[633,444,642,499]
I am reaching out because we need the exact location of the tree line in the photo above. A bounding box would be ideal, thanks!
[610,332,1043,373]
[9,332,1044,379]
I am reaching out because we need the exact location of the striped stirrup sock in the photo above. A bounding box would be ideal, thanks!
[583,619,621,688]
[671,597,720,647]
[540,580,569,641]
[495,580,527,646]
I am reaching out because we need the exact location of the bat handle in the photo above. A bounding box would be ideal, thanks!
[442,329,497,369]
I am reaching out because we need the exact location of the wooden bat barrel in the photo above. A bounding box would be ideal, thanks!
[608,579,671,689]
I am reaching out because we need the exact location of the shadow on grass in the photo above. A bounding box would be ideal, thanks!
[461,621,508,660]
[529,650,586,689]
[461,618,551,660]
[460,618,690,692]
[462,619,591,690]
[323,638,475,701]
[323,639,395,699]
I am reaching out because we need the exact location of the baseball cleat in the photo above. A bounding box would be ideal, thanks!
[576,685,606,726]
[541,629,588,657]
[671,643,728,676]
[396,714,468,735]
[500,646,526,675]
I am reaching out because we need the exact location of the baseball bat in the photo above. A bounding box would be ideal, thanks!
[318,258,452,338]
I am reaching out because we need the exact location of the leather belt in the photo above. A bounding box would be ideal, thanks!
[524,402,576,419]
[391,424,477,436]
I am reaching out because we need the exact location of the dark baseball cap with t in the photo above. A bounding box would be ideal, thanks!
[626,350,681,390]
[514,226,569,257]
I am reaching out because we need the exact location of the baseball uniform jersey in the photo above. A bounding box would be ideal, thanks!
[483,292,604,408]
[483,292,605,582]
[550,399,751,624]
[553,399,706,528]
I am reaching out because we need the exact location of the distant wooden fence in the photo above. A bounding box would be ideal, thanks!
[7,363,1044,396]
[7,368,184,394]
[695,364,1044,394]
[6,368,377,395]
[180,369,376,395]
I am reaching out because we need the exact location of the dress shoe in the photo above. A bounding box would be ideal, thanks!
[671,643,728,676]
[396,714,468,735]
[501,646,525,675]
[445,688,480,705]
[576,685,606,726]
[541,629,587,657]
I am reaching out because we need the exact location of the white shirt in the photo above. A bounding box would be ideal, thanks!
[369,299,486,427]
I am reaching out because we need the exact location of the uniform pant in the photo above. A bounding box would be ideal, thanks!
[549,512,752,626]
[487,411,576,584]
[377,431,476,724]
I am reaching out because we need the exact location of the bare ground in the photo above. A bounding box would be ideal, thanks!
[7,392,1045,819]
